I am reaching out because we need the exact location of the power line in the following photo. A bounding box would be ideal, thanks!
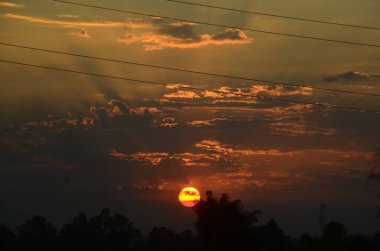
[1,42,380,98]
[167,0,380,31]
[0,58,379,113]
[52,0,380,49]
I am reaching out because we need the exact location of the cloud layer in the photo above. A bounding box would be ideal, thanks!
[323,71,380,82]
[4,13,252,50]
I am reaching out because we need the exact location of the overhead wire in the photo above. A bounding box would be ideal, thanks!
[1,42,380,98]
[52,0,380,48]
[0,59,379,113]
[167,0,380,31]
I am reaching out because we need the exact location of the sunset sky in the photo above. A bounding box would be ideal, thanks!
[1,0,380,235]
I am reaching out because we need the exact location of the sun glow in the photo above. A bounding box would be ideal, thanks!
[178,187,201,207]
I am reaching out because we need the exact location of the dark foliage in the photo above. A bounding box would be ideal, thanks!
[0,224,16,250]
[194,191,261,250]
[59,209,142,251]
[17,215,57,251]
[0,192,379,251]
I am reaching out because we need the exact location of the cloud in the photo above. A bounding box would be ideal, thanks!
[4,13,251,50]
[206,85,313,98]
[248,85,313,96]
[202,90,224,98]
[188,118,227,127]
[268,171,290,178]
[58,14,79,19]
[85,99,155,129]
[132,179,168,191]
[118,21,252,50]
[212,28,250,41]
[157,83,313,110]
[0,1,23,8]
[69,29,91,39]
[160,122,178,128]
[166,83,191,89]
[3,13,152,28]
[163,90,200,99]
[109,150,170,166]
[323,71,380,82]
[194,140,285,157]
[108,149,224,169]
[270,122,338,136]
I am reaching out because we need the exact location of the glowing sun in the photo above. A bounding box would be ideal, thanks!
[178,187,201,207]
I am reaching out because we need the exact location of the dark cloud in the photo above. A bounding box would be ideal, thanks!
[118,20,252,50]
[323,71,380,82]
[211,28,249,41]
[156,22,202,42]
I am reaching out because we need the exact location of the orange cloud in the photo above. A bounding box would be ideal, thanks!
[118,24,252,50]
[3,13,152,28]
[207,85,313,98]
[130,107,159,115]
[202,90,224,98]
[194,140,284,157]
[270,122,338,136]
[4,13,251,50]
[109,150,170,166]
[188,118,226,127]
[160,122,178,128]
[108,149,224,168]
[166,83,191,89]
[164,90,200,99]
[57,14,79,19]
[248,85,313,96]
[0,2,23,8]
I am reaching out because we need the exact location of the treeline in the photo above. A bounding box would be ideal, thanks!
[1,191,379,251]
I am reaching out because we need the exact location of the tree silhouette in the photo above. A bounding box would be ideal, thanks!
[146,227,202,251]
[252,219,289,250]
[60,209,142,251]
[59,212,90,250]
[0,194,379,251]
[317,221,347,251]
[17,216,57,251]
[146,227,181,251]
[194,191,261,251]
[0,224,15,251]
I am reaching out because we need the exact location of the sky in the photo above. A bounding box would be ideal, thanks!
[0,0,380,235]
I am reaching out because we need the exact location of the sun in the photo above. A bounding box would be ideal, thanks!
[178,187,201,207]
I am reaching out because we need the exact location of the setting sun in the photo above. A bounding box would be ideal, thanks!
[178,187,201,207]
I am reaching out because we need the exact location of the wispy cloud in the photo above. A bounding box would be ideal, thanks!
[188,118,227,127]
[163,90,200,99]
[0,1,23,8]
[57,14,79,19]
[207,85,313,98]
[3,13,152,28]
[194,140,285,157]
[270,121,338,136]
[323,71,380,82]
[4,13,251,50]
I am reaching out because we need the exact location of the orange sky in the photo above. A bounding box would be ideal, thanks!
[0,0,379,235]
